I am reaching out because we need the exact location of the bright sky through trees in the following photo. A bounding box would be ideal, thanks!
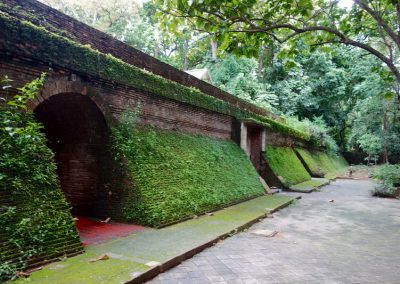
[338,0,353,8]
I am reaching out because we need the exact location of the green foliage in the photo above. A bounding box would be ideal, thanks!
[285,116,338,152]
[247,115,311,142]
[295,148,326,177]
[159,0,400,84]
[372,164,400,198]
[111,113,265,227]
[328,153,349,170]
[0,75,80,280]
[42,0,209,70]
[349,93,400,162]
[295,148,348,179]
[206,55,278,110]
[158,0,400,158]
[0,13,314,143]
[373,164,400,187]
[264,146,311,187]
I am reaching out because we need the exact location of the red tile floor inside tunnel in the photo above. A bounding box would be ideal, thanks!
[75,216,146,246]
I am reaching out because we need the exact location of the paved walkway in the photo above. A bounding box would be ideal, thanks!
[15,195,296,284]
[149,179,400,284]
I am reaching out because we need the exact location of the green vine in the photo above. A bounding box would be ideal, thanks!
[0,75,81,281]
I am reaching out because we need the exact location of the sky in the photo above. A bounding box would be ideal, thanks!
[338,0,354,9]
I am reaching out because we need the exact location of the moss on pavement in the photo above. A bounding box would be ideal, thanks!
[13,194,297,284]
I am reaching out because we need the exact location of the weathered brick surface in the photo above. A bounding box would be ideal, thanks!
[1,0,279,120]
[265,128,306,147]
[0,1,308,277]
[0,52,234,221]
[0,54,233,140]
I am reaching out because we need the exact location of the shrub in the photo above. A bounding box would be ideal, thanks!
[0,75,80,280]
[372,164,400,198]
[285,116,338,152]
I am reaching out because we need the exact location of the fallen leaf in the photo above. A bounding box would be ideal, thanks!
[145,261,161,267]
[100,217,111,223]
[15,271,30,278]
[251,229,279,237]
[89,254,110,262]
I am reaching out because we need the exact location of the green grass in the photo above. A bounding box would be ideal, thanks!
[264,146,311,187]
[112,126,265,227]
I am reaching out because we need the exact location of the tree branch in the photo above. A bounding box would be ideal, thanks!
[354,0,400,49]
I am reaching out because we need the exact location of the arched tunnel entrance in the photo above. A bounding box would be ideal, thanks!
[34,93,144,245]
[34,93,110,218]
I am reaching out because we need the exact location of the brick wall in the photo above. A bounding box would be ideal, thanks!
[0,52,234,220]
[0,54,233,140]
[265,128,308,148]
[1,0,279,121]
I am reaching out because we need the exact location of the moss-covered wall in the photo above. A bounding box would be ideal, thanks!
[295,148,348,179]
[1,0,277,120]
[0,13,310,143]
[0,109,82,281]
[263,146,312,187]
[329,153,349,170]
[112,125,265,227]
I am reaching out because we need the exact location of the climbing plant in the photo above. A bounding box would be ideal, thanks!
[0,74,81,280]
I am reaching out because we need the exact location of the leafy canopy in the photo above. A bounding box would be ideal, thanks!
[159,0,400,82]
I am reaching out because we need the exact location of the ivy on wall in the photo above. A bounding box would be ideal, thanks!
[0,75,81,280]
[111,112,265,227]
[0,13,311,142]
[263,146,312,187]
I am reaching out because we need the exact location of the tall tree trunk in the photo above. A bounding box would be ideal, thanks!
[210,39,218,62]
[182,38,189,70]
[257,48,266,78]
[92,5,98,26]
[382,106,389,164]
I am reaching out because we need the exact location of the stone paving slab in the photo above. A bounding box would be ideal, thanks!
[149,179,400,284]
[13,194,297,284]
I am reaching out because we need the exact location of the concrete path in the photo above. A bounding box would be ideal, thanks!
[149,179,400,284]
[14,195,297,284]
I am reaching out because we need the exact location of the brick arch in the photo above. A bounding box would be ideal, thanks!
[28,76,109,121]
[33,79,112,218]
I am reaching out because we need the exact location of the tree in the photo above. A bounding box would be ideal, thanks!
[204,54,278,109]
[158,0,400,88]
[349,92,400,163]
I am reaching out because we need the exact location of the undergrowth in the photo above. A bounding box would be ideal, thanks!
[0,74,80,280]
[372,164,400,198]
